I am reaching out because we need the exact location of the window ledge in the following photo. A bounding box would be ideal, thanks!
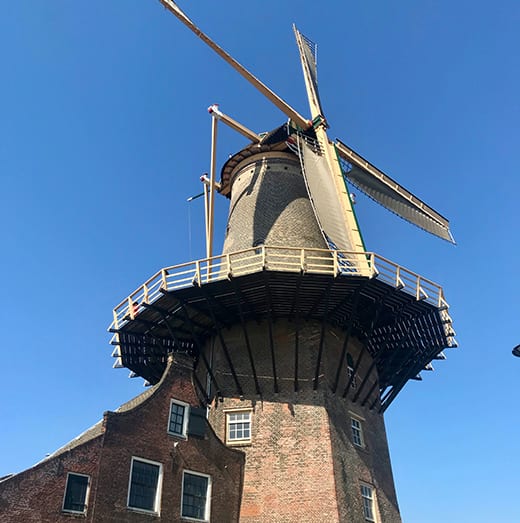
[167,431,188,440]
[127,507,160,518]
[226,440,252,447]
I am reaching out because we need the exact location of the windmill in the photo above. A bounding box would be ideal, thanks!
[109,3,456,520]
[158,0,454,263]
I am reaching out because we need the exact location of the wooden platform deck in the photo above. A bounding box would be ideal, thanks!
[109,246,455,411]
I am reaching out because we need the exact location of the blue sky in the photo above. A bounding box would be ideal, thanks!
[1,1,519,521]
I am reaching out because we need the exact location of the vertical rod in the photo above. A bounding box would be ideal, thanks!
[208,115,218,261]
[203,180,210,258]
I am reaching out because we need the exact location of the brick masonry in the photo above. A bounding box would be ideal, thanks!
[202,319,402,522]
[222,153,328,254]
[0,355,244,522]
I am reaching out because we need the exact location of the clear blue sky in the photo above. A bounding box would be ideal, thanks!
[1,1,519,521]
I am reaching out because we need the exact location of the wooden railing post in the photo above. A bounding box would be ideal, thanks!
[370,252,377,278]
[332,250,338,275]
[439,290,445,308]
[195,260,201,285]
[226,253,232,278]
[128,297,135,320]
[161,269,167,290]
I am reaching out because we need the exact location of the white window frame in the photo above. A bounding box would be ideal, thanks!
[225,409,252,445]
[351,416,365,448]
[127,456,163,515]
[62,472,90,514]
[181,470,212,522]
[167,398,190,438]
[360,482,378,522]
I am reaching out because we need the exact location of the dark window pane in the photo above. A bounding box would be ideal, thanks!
[169,402,186,435]
[182,472,209,520]
[128,460,160,512]
[63,474,88,512]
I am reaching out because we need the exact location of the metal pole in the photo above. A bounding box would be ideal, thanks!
[203,179,210,258]
[208,114,218,262]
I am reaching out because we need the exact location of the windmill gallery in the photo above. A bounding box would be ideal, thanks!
[0,2,456,522]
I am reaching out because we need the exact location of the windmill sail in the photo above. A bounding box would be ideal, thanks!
[293,27,324,121]
[335,139,455,243]
[290,136,355,255]
[294,27,366,258]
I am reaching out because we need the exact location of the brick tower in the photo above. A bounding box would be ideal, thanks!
[109,2,456,522]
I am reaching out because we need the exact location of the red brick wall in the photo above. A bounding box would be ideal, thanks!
[0,355,244,522]
[212,394,340,523]
[0,436,103,523]
[204,319,402,522]
[92,355,244,522]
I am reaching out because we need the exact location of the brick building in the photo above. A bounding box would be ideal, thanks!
[0,355,244,522]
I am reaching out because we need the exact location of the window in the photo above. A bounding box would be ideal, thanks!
[351,417,364,447]
[361,484,377,522]
[62,473,89,513]
[168,399,189,438]
[226,410,252,444]
[181,471,211,521]
[127,457,162,514]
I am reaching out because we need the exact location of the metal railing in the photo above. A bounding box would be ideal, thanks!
[111,245,447,330]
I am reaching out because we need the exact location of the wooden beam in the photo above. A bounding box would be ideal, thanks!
[158,288,217,331]
[263,272,279,393]
[313,290,331,390]
[207,113,218,260]
[201,288,243,397]
[141,303,193,351]
[294,322,300,393]
[305,279,334,319]
[351,360,376,403]
[208,105,260,143]
[342,349,365,398]
[177,300,221,397]
[193,372,210,405]
[332,287,363,393]
[232,279,261,396]
[158,0,310,130]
